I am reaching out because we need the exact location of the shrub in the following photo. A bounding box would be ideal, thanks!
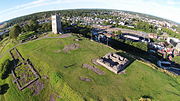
[51,72,63,85]
[0,59,12,80]
[139,95,153,101]
[124,40,147,51]
[17,31,36,41]
[9,24,21,39]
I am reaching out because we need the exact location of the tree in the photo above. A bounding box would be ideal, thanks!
[135,21,156,33]
[0,35,2,41]
[22,24,30,32]
[116,30,122,35]
[28,20,39,31]
[9,24,21,39]
[41,23,51,32]
[17,31,36,41]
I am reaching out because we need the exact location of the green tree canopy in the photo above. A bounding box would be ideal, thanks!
[115,30,122,35]
[41,23,51,32]
[22,24,30,32]
[28,20,39,31]
[0,59,12,80]
[9,24,21,39]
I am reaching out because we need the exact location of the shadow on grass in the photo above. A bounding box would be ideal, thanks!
[64,63,77,68]
[80,32,161,62]
[0,83,9,95]
[138,95,154,101]
[110,39,148,59]
[116,52,136,72]
[142,95,153,98]
[1,59,16,80]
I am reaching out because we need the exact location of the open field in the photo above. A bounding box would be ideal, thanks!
[0,35,180,101]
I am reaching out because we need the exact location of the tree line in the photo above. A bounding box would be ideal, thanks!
[9,19,51,40]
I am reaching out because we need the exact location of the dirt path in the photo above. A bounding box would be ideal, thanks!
[0,34,72,59]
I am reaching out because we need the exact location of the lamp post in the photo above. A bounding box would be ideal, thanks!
[107,37,109,46]
[91,31,93,41]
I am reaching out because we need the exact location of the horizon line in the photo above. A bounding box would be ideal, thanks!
[1,8,179,24]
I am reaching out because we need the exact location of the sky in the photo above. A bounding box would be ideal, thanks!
[0,0,180,23]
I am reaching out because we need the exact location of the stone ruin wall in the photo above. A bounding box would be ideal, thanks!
[96,53,130,74]
[10,48,40,91]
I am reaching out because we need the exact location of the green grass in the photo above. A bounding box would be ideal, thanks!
[0,35,180,101]
[46,33,61,37]
[173,56,180,64]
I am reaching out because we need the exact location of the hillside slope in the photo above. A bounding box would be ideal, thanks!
[0,35,180,101]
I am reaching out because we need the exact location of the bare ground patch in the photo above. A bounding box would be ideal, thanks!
[92,59,101,65]
[49,92,61,101]
[54,43,80,53]
[79,76,92,82]
[62,43,80,53]
[29,80,44,96]
[82,64,105,75]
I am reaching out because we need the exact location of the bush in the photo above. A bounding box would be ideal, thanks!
[139,95,153,101]
[132,42,147,51]
[9,24,21,39]
[17,31,36,41]
[123,97,132,101]
[51,72,63,85]
[124,40,148,51]
[0,59,12,80]
[139,98,152,101]
[0,83,9,95]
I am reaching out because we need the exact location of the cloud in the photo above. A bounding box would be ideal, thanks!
[166,0,180,5]
[0,0,106,16]
[0,0,50,14]
[105,0,180,23]
[0,0,92,14]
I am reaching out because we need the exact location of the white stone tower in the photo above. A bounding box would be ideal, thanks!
[51,15,62,34]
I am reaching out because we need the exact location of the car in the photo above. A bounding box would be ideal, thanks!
[145,38,151,43]
[157,60,172,69]
[140,37,151,43]
[148,49,156,54]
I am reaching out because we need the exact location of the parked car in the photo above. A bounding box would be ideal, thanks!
[148,49,156,54]
[157,60,172,69]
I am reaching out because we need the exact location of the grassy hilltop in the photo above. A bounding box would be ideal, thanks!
[0,35,180,101]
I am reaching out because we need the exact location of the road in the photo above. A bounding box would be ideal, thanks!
[167,67,180,75]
